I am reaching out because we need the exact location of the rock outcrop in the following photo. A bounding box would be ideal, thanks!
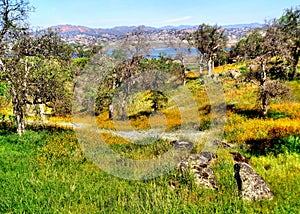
[234,162,274,201]
[230,152,250,164]
[173,140,274,200]
[178,152,218,190]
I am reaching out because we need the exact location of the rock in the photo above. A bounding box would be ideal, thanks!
[230,152,250,164]
[212,139,234,149]
[229,69,241,80]
[178,152,218,190]
[174,141,194,151]
[234,162,274,201]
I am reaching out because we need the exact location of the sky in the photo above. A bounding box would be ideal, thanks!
[29,0,300,28]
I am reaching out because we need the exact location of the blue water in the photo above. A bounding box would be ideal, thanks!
[107,47,231,59]
[148,47,198,58]
[107,47,198,59]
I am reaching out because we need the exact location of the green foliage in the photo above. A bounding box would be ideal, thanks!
[189,23,227,61]
[230,28,263,61]
[110,137,172,159]
[270,135,300,154]
[111,49,129,60]
[267,126,300,154]
[1,130,300,213]
[267,109,288,120]
[0,83,8,97]
[0,114,16,133]
[95,57,185,116]
[72,57,89,71]
[238,65,249,73]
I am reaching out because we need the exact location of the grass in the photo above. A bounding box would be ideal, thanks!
[1,62,300,213]
[1,129,300,213]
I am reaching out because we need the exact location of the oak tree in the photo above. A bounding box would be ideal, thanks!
[188,24,227,76]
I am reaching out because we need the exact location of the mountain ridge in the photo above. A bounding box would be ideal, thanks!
[51,23,263,35]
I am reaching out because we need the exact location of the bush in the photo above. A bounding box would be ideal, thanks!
[270,135,300,154]
[267,109,288,120]
[0,114,16,132]
[246,126,300,155]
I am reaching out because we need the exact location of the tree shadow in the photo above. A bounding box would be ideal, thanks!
[227,104,262,119]
[245,138,271,156]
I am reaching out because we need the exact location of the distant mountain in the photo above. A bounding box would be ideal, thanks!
[222,23,264,29]
[52,23,263,36]
[51,24,158,36]
[51,23,264,45]
[159,25,197,30]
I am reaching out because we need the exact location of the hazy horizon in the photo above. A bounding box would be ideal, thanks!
[49,22,263,29]
[29,0,299,29]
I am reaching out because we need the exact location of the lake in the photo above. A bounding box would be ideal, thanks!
[106,47,199,59]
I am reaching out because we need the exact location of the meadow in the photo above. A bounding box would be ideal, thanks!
[0,65,300,213]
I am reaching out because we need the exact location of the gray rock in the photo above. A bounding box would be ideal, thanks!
[230,152,250,164]
[178,152,218,190]
[212,139,234,149]
[174,141,194,151]
[234,162,274,201]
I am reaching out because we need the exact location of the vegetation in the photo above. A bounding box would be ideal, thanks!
[0,124,299,213]
[188,24,227,76]
[0,0,300,213]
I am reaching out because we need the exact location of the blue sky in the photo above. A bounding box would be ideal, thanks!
[29,0,299,28]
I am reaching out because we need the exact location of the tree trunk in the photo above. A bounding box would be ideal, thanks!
[199,54,203,78]
[38,103,46,120]
[108,104,114,120]
[182,57,186,85]
[121,90,128,121]
[291,55,299,80]
[37,98,46,120]
[262,91,268,118]
[260,62,268,118]
[208,58,212,76]
[12,91,25,135]
[109,72,117,120]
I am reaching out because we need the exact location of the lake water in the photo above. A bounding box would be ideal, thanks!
[107,47,231,59]
[107,47,199,59]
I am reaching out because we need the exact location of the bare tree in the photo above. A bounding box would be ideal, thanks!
[109,26,151,120]
[0,0,32,134]
[121,25,151,59]
[278,5,300,80]
[245,22,290,117]
[1,29,73,134]
[188,24,227,76]
[166,30,190,85]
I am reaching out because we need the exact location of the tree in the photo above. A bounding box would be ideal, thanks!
[230,28,264,61]
[0,0,32,39]
[121,25,151,59]
[188,24,227,76]
[245,22,290,117]
[94,57,185,120]
[278,5,300,80]
[0,0,32,134]
[72,43,102,58]
[104,26,151,120]
[1,29,73,134]
[166,30,190,84]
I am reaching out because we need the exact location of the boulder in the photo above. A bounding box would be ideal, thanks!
[230,152,250,164]
[212,139,235,150]
[234,162,274,201]
[178,152,218,190]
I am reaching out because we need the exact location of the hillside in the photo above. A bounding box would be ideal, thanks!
[51,23,263,45]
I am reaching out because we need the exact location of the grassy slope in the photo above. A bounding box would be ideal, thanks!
[0,130,300,213]
[1,64,300,213]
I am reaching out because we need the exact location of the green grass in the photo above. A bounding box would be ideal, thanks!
[1,62,300,213]
[0,129,300,213]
